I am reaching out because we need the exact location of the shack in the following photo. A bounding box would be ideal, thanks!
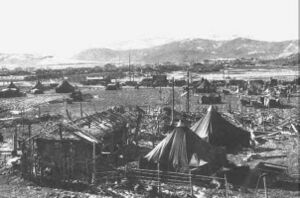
[152,74,168,87]
[21,107,142,183]
[105,82,121,90]
[201,94,222,104]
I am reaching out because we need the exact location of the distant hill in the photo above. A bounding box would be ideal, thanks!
[0,53,98,69]
[0,53,53,68]
[75,38,299,64]
[260,52,300,66]
[0,38,298,69]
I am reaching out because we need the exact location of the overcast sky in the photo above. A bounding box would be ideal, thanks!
[0,0,298,57]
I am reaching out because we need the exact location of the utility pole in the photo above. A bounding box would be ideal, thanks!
[171,77,175,124]
[128,53,131,82]
[186,66,190,113]
[132,64,135,82]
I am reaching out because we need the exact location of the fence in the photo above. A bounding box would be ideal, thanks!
[94,167,230,197]
[93,167,277,198]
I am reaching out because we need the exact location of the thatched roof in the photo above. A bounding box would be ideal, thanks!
[37,123,98,144]
[37,107,140,144]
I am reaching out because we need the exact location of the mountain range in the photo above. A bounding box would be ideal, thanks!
[75,38,299,64]
[0,37,298,68]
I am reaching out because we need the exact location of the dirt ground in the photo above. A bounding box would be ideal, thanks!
[0,83,299,197]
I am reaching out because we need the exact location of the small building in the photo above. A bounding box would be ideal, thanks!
[139,78,153,87]
[21,107,142,183]
[201,94,222,104]
[152,75,168,87]
[81,76,111,86]
[105,82,121,90]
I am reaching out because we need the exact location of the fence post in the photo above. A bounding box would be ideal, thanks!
[157,163,161,193]
[92,142,96,184]
[80,102,83,118]
[263,174,268,198]
[224,174,229,198]
[189,169,193,196]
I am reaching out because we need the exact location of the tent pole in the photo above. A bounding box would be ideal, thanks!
[186,67,190,113]
[13,125,18,156]
[189,169,193,196]
[224,173,229,198]
[92,142,96,184]
[28,124,31,139]
[263,174,268,198]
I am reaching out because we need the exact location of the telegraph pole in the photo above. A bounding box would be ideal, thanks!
[128,53,131,82]
[132,64,135,82]
[186,66,190,113]
[171,77,175,124]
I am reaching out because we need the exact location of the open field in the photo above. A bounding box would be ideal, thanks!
[0,70,299,197]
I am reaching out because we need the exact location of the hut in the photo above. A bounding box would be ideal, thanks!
[201,94,222,104]
[191,106,251,149]
[55,80,75,93]
[174,79,186,87]
[21,107,141,183]
[105,82,121,90]
[141,123,227,172]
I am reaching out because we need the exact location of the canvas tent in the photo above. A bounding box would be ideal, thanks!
[0,82,25,98]
[32,80,44,90]
[7,81,19,90]
[143,125,227,172]
[55,80,75,93]
[31,80,45,94]
[191,106,251,149]
[194,79,215,93]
